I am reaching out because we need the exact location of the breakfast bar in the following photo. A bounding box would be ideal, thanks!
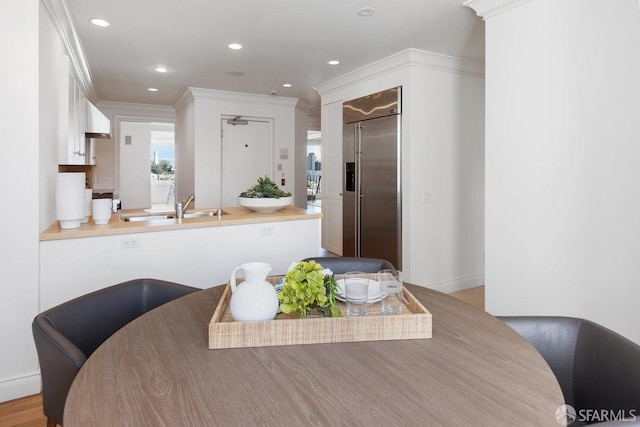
[39,206,322,310]
[40,206,320,240]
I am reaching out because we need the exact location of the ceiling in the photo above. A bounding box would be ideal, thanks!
[66,0,485,122]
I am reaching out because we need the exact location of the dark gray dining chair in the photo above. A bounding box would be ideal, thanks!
[301,256,395,274]
[499,316,640,426]
[32,278,199,427]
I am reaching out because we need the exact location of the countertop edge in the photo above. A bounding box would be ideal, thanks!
[41,206,322,241]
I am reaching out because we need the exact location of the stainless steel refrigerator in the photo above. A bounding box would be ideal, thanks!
[343,87,402,268]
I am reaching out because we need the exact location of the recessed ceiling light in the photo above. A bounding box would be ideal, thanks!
[90,18,110,27]
[228,43,243,50]
[148,88,159,92]
[327,60,340,65]
[357,7,376,17]
[154,66,169,73]
[282,83,292,88]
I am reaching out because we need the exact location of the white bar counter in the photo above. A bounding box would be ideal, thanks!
[39,206,322,310]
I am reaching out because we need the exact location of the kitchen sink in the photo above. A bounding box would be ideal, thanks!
[120,210,225,222]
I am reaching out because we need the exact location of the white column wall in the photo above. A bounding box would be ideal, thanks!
[0,0,42,401]
[481,0,640,343]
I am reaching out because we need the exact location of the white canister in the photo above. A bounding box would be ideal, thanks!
[92,199,113,225]
[56,173,86,229]
[82,189,93,223]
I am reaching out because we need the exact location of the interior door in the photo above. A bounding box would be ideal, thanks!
[221,118,272,207]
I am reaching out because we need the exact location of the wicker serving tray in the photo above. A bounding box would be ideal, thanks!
[208,274,432,349]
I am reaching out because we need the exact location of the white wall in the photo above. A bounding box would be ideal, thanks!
[0,0,43,401]
[477,0,640,343]
[39,1,67,231]
[175,99,195,204]
[317,49,485,292]
[175,89,300,209]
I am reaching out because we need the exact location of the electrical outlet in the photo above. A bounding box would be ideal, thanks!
[423,191,433,203]
[259,225,274,235]
[120,237,140,248]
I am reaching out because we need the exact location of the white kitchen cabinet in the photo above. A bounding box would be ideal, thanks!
[85,99,111,136]
[320,100,344,254]
[85,138,96,165]
[58,56,87,165]
[83,100,111,166]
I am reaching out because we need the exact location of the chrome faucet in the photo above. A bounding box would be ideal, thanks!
[176,194,195,218]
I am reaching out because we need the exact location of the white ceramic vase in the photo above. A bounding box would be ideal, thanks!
[82,189,93,223]
[56,173,86,229]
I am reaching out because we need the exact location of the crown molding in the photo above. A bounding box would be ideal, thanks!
[463,0,535,20]
[41,0,97,102]
[96,101,176,116]
[315,48,484,98]
[175,87,299,112]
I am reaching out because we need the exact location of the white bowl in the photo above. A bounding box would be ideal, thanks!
[238,196,292,213]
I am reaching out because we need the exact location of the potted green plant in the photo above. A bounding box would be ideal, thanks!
[278,260,342,318]
[238,176,293,212]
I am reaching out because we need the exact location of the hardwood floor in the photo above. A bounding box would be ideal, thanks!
[0,286,484,426]
[450,286,485,310]
[0,393,46,427]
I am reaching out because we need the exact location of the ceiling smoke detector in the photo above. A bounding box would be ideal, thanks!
[357,7,376,17]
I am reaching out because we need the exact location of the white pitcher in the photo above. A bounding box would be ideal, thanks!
[229,262,279,322]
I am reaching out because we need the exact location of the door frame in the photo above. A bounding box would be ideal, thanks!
[114,116,176,208]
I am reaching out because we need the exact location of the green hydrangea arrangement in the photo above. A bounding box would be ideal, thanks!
[278,261,342,318]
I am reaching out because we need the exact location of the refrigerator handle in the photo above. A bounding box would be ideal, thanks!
[356,123,363,257]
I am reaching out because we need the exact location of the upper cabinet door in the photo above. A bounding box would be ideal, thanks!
[58,56,86,165]
[85,100,111,136]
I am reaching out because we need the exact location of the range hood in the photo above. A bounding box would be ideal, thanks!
[85,100,111,139]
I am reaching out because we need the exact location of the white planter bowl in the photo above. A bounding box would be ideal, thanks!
[238,196,292,213]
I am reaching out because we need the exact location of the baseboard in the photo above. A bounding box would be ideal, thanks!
[0,371,41,403]
[422,273,485,294]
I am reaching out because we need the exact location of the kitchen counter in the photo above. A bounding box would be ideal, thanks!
[40,206,321,241]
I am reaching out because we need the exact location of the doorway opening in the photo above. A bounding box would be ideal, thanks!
[118,121,175,210]
[307,130,322,211]
[150,129,175,210]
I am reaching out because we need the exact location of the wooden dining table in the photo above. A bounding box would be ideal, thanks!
[64,283,564,426]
